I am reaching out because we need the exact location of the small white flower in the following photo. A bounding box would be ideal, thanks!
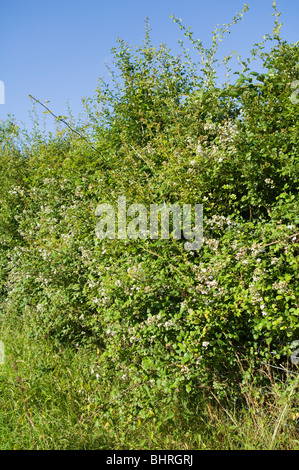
[202,341,210,348]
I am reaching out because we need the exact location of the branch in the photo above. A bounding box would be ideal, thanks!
[261,232,299,248]
[28,94,98,152]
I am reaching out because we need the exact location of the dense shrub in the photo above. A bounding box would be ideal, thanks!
[0,4,298,415]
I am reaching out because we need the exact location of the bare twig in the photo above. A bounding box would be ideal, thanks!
[259,361,299,376]
[209,391,238,427]
[28,94,98,152]
[261,232,299,248]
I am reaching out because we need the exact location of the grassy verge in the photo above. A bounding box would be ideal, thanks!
[0,317,298,450]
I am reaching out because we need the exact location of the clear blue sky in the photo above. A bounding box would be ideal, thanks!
[0,0,298,133]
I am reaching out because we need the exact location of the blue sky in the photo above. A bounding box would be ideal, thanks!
[0,0,298,133]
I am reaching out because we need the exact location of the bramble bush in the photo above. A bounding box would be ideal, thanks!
[0,3,298,416]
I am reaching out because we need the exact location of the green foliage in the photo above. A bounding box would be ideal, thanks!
[0,2,298,436]
[0,320,298,450]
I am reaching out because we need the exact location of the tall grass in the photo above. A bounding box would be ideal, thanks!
[0,316,298,450]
